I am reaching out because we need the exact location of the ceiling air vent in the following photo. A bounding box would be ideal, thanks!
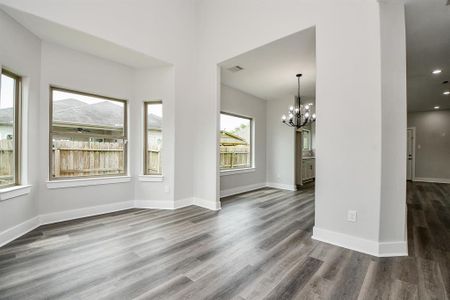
[227,65,244,73]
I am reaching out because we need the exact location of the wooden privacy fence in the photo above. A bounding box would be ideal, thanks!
[220,145,250,169]
[52,140,125,177]
[0,139,14,185]
[146,149,162,174]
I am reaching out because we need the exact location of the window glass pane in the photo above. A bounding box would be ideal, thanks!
[52,90,124,136]
[146,103,162,175]
[50,89,126,179]
[220,113,252,170]
[0,74,16,187]
[51,135,125,178]
[302,130,311,151]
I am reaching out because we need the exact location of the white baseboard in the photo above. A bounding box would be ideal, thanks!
[220,183,266,198]
[0,216,40,247]
[39,201,135,225]
[414,177,450,184]
[312,226,408,257]
[135,199,176,210]
[266,182,297,191]
[193,197,221,210]
[174,197,195,209]
[135,198,193,210]
[0,194,223,247]
[378,241,408,257]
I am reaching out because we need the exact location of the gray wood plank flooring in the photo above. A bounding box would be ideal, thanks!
[0,182,448,299]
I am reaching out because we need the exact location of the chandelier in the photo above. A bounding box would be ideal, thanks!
[281,74,316,129]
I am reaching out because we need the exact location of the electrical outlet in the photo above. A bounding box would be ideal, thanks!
[164,185,170,193]
[347,210,357,223]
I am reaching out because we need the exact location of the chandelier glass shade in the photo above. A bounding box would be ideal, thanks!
[281,74,316,129]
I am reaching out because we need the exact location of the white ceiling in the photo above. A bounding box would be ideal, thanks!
[3,1,447,110]
[220,27,316,102]
[405,0,450,112]
[0,5,169,69]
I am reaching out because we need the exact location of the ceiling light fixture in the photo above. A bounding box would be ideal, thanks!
[281,74,316,129]
[432,69,442,74]
[443,91,450,95]
[434,106,440,110]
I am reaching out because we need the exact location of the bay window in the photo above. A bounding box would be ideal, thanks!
[49,87,127,179]
[0,69,21,188]
[144,101,163,175]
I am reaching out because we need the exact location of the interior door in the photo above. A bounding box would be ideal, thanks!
[407,129,414,180]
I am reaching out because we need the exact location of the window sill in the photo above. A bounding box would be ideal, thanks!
[220,168,256,176]
[138,175,164,182]
[0,185,32,201]
[46,176,131,189]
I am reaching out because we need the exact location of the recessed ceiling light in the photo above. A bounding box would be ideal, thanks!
[432,69,442,74]
[434,106,440,109]
[444,91,450,95]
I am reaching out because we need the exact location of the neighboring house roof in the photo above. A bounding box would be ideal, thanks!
[53,99,123,128]
[220,131,248,146]
[147,113,162,130]
[0,98,163,129]
[0,107,13,125]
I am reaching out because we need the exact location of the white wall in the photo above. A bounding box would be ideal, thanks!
[133,67,176,202]
[379,1,407,247]
[195,0,384,244]
[266,96,296,189]
[194,0,407,255]
[0,0,199,204]
[0,10,40,233]
[38,42,135,214]
[0,11,186,237]
[0,0,408,256]
[266,96,316,190]
[408,110,450,180]
[220,84,267,196]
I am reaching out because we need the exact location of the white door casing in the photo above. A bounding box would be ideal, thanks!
[407,128,415,181]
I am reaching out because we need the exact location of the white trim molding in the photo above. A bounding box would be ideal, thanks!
[312,226,408,257]
[134,198,192,210]
[0,201,134,247]
[135,197,220,210]
[0,195,221,246]
[378,241,408,257]
[193,197,221,210]
[220,182,266,198]
[39,201,134,225]
[0,216,40,247]
[266,182,297,191]
[414,177,450,184]
[220,168,256,176]
[138,175,164,182]
[174,198,195,209]
[46,176,132,189]
[134,200,176,210]
[0,185,32,201]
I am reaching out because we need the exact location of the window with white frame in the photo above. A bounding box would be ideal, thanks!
[49,87,127,179]
[0,69,21,188]
[220,112,253,170]
[144,101,163,175]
